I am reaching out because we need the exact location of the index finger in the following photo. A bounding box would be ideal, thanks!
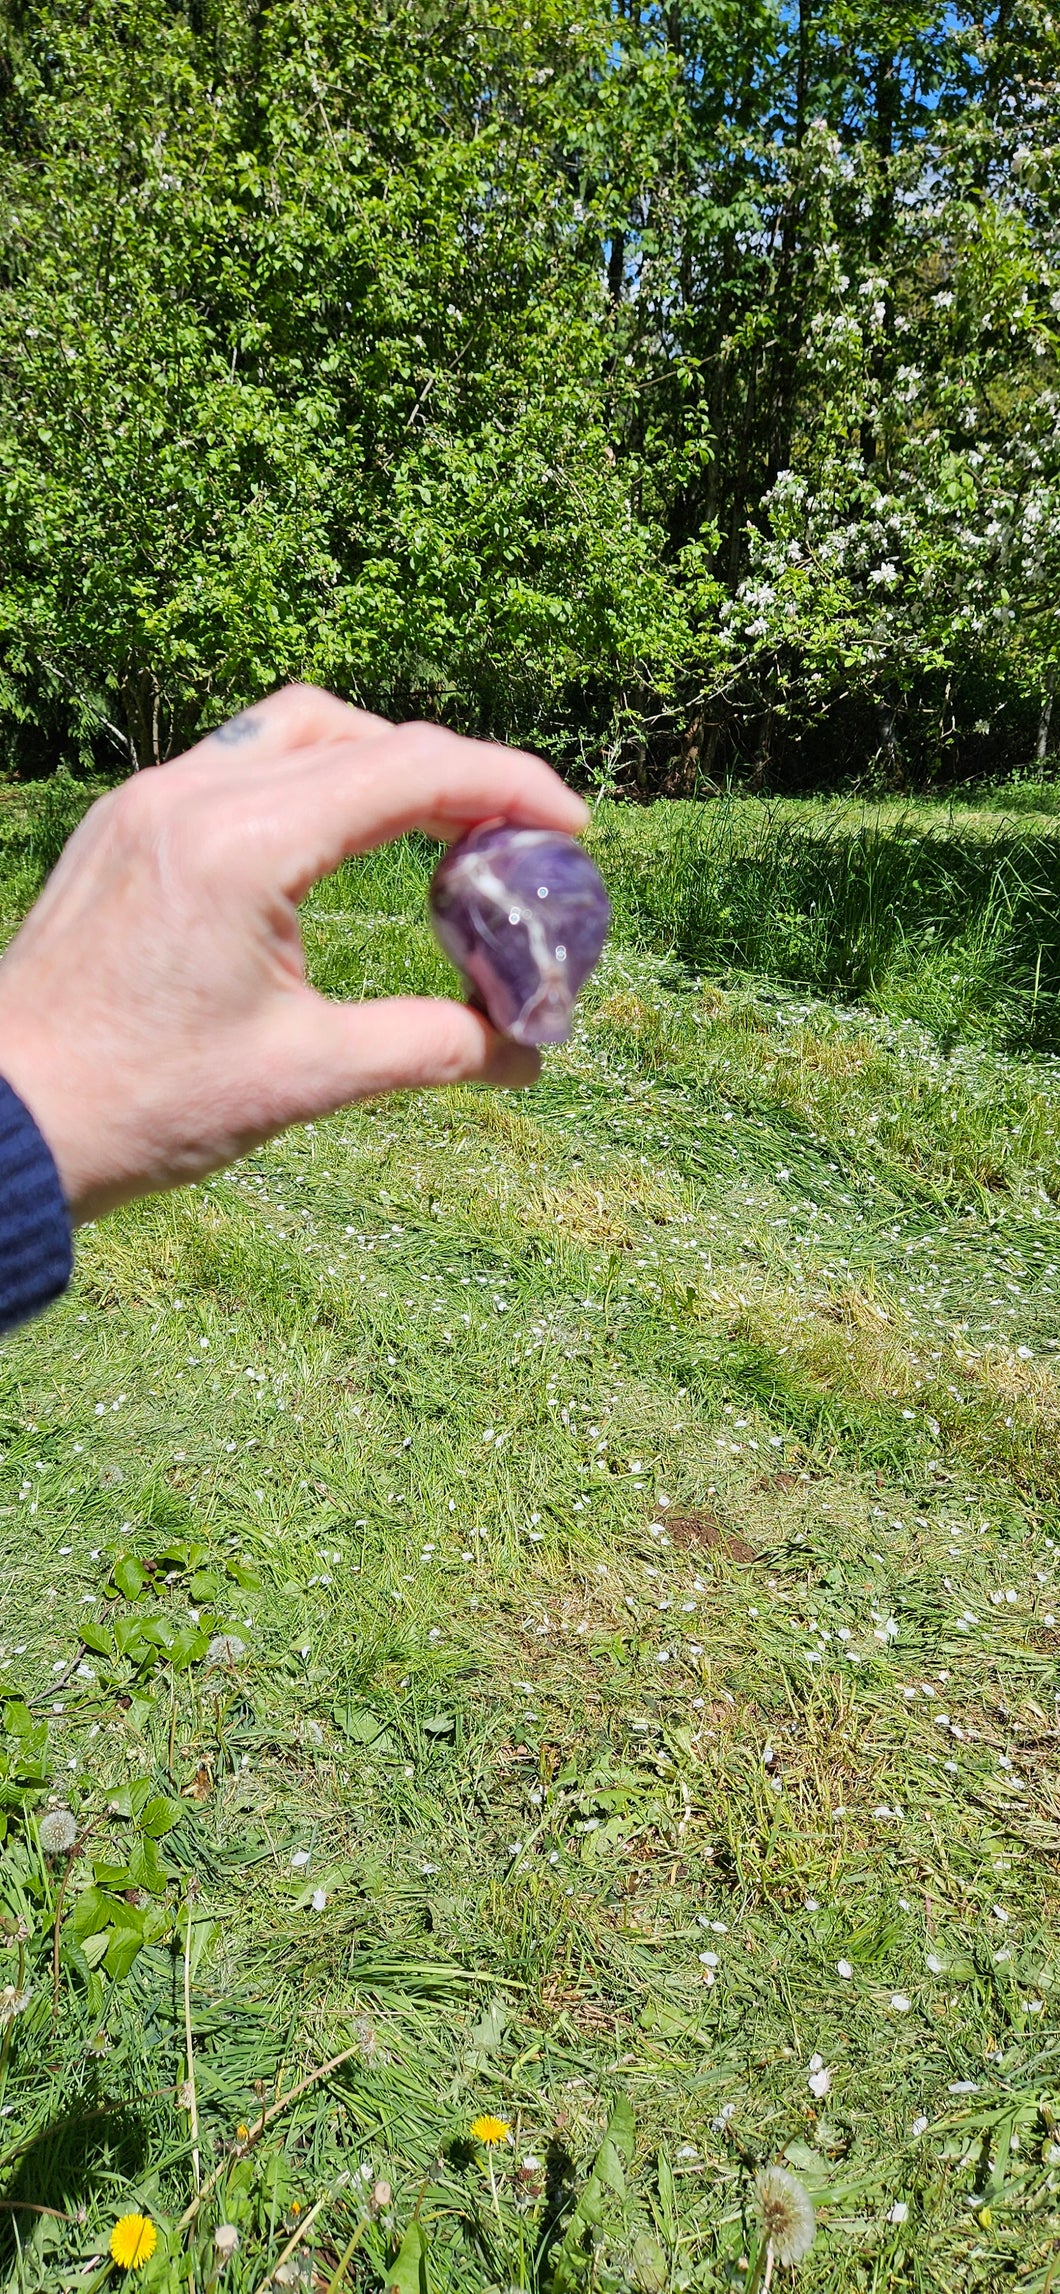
[277,720,590,895]
[184,682,391,770]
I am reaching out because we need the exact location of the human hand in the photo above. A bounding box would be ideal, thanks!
[0,686,589,1223]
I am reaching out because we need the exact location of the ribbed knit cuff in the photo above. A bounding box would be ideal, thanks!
[0,1077,73,1334]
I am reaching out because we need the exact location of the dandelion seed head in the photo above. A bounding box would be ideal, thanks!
[206,1634,246,1669]
[0,1985,31,2026]
[38,1807,78,1855]
[755,2166,816,2265]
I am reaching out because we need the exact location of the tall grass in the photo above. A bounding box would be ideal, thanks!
[315,796,1060,1047]
[589,800,1060,1047]
[7,778,1060,1048]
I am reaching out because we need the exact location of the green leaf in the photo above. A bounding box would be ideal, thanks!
[595,2095,635,2200]
[70,1886,121,1941]
[655,2147,677,2238]
[551,2095,636,2291]
[111,1556,148,1601]
[112,1617,151,1659]
[631,2232,667,2292]
[332,1700,399,1755]
[104,1919,146,1981]
[153,1540,207,1571]
[136,1617,178,1652]
[638,1998,697,2038]
[129,1834,169,1895]
[78,1620,113,1658]
[108,1779,153,1821]
[91,1861,135,1890]
[167,1626,209,1671]
[384,2220,427,2294]
[139,1795,182,1839]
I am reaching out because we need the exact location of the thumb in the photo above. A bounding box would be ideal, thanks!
[267,989,540,1117]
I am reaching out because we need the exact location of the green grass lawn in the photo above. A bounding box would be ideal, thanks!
[1,793,1060,2290]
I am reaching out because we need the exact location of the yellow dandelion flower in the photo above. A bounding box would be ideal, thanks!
[109,2214,158,2271]
[471,2114,511,2146]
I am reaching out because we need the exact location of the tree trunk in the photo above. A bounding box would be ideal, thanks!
[121,664,161,772]
[876,692,900,785]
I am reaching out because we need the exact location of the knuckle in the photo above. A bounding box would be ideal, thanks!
[108,771,166,838]
[108,769,216,877]
[267,681,351,735]
[275,679,326,711]
[396,719,461,765]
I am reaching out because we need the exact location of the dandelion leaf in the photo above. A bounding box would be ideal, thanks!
[655,2148,677,2238]
[333,1698,400,1756]
[384,2219,428,2294]
[631,2231,668,2293]
[596,2094,635,2194]
[551,2098,636,2290]
[464,1992,510,2063]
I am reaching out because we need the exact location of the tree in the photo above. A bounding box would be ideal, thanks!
[1,0,1059,791]
[0,0,692,771]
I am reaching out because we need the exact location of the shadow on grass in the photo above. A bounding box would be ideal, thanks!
[0,2092,148,2273]
[442,2133,578,2289]
[593,804,1060,1048]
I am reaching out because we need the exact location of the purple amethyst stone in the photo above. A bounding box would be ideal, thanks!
[429,821,610,1047]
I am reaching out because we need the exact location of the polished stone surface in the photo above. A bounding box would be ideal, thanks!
[429,822,610,1045]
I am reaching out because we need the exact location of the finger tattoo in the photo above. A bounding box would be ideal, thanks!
[213,712,262,745]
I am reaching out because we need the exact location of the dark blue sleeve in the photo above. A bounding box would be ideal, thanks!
[0,1078,73,1333]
